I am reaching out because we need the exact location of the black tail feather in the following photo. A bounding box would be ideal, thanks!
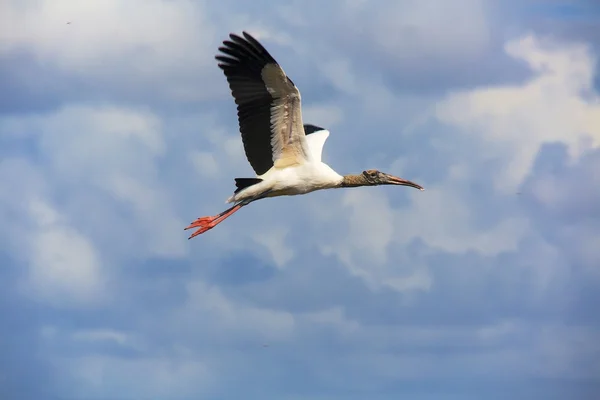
[303,124,325,135]
[234,178,263,194]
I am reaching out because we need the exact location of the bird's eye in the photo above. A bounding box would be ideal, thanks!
[362,170,378,181]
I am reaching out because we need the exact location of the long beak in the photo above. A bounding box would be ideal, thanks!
[385,175,424,191]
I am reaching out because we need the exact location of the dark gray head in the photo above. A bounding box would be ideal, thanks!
[359,169,424,190]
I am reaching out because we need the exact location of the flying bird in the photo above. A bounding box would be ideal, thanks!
[185,31,424,239]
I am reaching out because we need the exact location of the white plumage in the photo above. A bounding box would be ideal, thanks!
[226,128,342,204]
[305,129,331,163]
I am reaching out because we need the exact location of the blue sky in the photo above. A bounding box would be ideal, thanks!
[1,0,599,399]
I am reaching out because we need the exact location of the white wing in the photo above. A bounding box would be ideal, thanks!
[305,129,330,163]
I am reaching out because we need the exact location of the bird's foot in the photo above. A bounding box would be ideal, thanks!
[185,203,245,240]
[184,215,219,239]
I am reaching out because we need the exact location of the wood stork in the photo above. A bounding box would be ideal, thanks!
[185,31,424,239]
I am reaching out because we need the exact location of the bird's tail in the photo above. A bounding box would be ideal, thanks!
[226,178,263,203]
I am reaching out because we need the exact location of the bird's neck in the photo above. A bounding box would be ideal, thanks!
[340,174,369,188]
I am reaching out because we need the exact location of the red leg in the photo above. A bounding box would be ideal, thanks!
[184,204,243,239]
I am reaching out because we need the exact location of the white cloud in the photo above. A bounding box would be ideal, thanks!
[318,184,526,293]
[435,34,600,193]
[189,151,220,178]
[394,185,531,255]
[0,158,106,306]
[318,57,361,97]
[334,190,395,267]
[301,104,345,129]
[369,0,490,59]
[333,0,490,65]
[315,32,600,297]
[315,189,433,294]
[384,265,433,293]
[0,0,213,70]
[38,104,186,258]
[0,0,221,102]
[0,104,188,276]
[304,34,600,287]
[26,200,105,306]
[253,226,295,269]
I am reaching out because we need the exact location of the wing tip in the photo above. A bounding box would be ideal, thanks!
[216,30,276,68]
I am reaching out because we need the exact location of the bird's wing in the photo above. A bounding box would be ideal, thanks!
[303,124,330,163]
[216,32,312,176]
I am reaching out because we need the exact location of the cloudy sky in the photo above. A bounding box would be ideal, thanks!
[1,0,599,399]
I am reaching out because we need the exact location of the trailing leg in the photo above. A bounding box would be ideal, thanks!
[184,190,271,239]
[184,202,246,239]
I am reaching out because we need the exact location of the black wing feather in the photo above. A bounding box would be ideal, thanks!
[216,32,288,176]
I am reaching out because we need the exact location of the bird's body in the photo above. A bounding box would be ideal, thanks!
[228,162,343,203]
[227,128,343,203]
[185,31,424,239]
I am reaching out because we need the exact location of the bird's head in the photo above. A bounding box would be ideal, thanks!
[360,169,424,190]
